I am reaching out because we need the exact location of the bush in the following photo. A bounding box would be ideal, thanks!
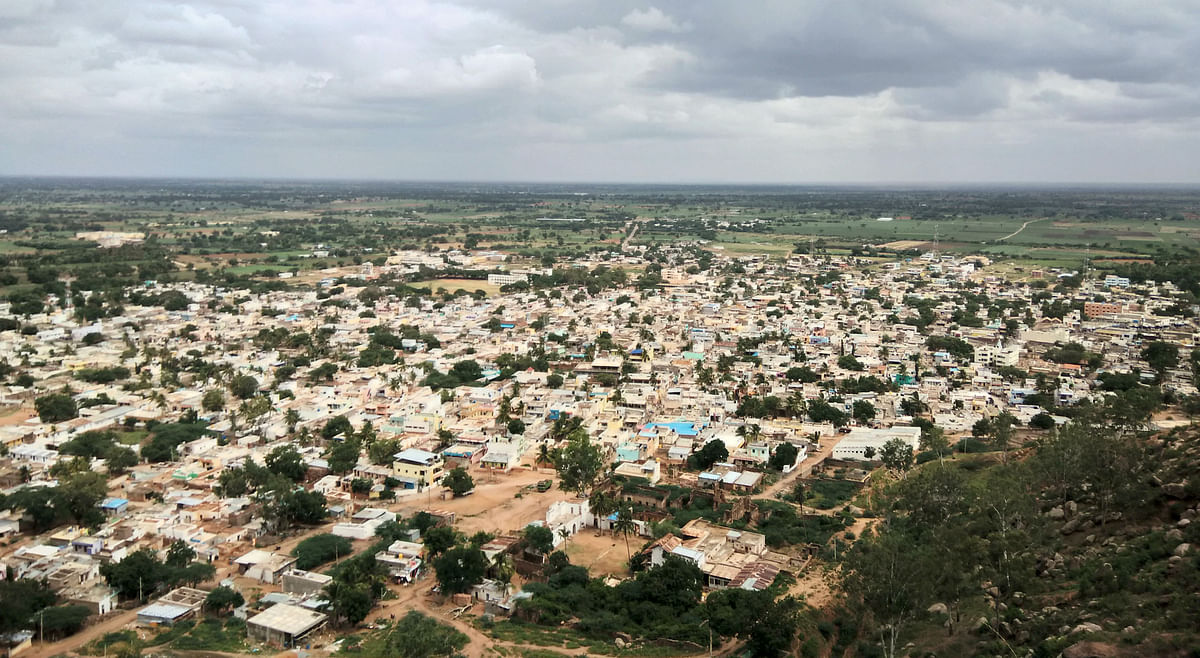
[292,533,353,570]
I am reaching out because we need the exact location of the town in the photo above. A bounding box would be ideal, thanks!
[1,183,1199,658]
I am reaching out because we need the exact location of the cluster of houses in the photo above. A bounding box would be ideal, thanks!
[1,243,1197,652]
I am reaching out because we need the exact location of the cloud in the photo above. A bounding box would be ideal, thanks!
[0,0,1197,182]
[621,7,689,33]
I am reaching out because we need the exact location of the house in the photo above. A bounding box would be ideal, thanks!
[137,602,194,627]
[234,550,297,584]
[246,603,328,648]
[332,508,396,540]
[282,569,333,597]
[376,540,423,583]
[392,448,444,487]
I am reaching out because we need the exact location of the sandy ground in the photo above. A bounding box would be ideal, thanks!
[392,466,572,536]
[0,406,33,427]
[562,529,631,578]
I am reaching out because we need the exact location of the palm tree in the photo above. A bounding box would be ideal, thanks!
[557,527,571,545]
[589,491,616,534]
[285,409,300,434]
[536,444,555,469]
[614,506,638,562]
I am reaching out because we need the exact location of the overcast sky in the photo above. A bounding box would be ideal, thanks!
[2,0,1198,183]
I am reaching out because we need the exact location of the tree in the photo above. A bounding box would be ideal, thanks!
[546,373,564,388]
[879,438,914,477]
[35,393,77,423]
[688,439,729,471]
[1141,340,1179,382]
[769,443,799,470]
[54,470,107,526]
[383,611,470,658]
[101,548,167,600]
[204,586,245,615]
[105,445,139,474]
[202,388,225,412]
[266,445,307,481]
[523,524,555,556]
[507,418,526,435]
[326,438,361,474]
[613,506,638,561]
[293,534,353,570]
[443,467,474,497]
[165,540,196,568]
[841,529,934,658]
[852,399,876,425]
[433,545,488,595]
[7,486,59,531]
[1029,412,1056,430]
[422,525,459,557]
[230,374,259,400]
[555,429,604,495]
[322,415,354,441]
[35,605,91,639]
[0,579,57,635]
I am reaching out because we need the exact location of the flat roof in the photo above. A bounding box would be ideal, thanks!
[248,603,328,636]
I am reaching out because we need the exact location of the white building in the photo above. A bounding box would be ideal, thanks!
[832,426,922,460]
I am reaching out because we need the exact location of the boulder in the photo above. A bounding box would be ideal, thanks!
[1162,482,1187,499]
[1063,641,1123,658]
[927,602,949,616]
[1071,622,1104,635]
[1173,543,1192,557]
[1066,500,1078,517]
[1062,518,1081,535]
[1048,506,1066,520]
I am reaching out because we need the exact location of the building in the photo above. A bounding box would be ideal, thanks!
[487,272,528,286]
[831,426,922,460]
[392,448,444,487]
[246,603,328,648]
[234,550,298,584]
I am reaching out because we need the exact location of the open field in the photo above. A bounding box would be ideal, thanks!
[412,278,503,296]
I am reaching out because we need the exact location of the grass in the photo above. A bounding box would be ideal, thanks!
[114,429,148,445]
[804,479,862,510]
[143,616,248,652]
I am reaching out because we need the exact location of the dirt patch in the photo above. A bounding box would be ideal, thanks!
[561,530,631,578]
[879,240,931,250]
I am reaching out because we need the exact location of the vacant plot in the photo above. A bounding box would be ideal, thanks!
[412,278,502,296]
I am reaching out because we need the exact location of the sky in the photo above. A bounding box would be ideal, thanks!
[2,0,1199,184]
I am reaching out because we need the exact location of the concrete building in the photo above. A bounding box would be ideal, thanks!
[246,603,328,648]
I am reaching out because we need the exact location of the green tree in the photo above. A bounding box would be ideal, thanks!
[230,374,259,400]
[34,605,91,640]
[613,506,638,561]
[422,525,460,557]
[54,470,107,526]
[687,439,729,471]
[35,393,78,423]
[383,611,470,658]
[265,445,307,481]
[523,524,555,556]
[105,445,139,474]
[204,586,245,615]
[433,545,488,595]
[293,534,353,570]
[555,429,604,495]
[879,438,914,477]
[326,438,361,474]
[322,415,354,441]
[202,388,225,412]
[101,548,167,600]
[768,442,799,470]
[852,399,876,425]
[507,418,526,435]
[1141,340,1179,382]
[443,467,474,497]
